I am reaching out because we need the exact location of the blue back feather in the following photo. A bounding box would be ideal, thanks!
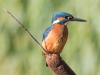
[42,25,53,41]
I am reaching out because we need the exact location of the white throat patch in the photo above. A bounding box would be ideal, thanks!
[53,19,69,25]
[53,20,60,24]
[64,22,69,25]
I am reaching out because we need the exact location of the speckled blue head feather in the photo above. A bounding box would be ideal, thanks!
[52,12,72,23]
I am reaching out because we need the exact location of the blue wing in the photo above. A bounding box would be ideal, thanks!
[42,26,52,41]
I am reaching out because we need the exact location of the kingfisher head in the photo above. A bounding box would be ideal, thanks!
[52,12,86,25]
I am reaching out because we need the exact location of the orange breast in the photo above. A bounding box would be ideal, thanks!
[42,24,68,54]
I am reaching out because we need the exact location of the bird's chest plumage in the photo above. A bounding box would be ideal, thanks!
[42,24,68,54]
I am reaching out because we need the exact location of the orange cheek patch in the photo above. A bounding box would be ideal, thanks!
[57,17,65,21]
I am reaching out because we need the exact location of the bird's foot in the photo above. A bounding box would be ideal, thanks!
[45,53,52,67]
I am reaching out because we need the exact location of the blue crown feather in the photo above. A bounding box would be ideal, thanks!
[52,12,72,23]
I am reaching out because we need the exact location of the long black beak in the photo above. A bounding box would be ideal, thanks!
[71,17,87,22]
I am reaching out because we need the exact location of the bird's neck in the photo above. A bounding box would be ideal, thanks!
[51,24,68,38]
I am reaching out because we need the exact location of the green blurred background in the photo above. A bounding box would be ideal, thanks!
[0,0,100,75]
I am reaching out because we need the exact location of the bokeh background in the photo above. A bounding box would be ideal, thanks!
[0,0,100,75]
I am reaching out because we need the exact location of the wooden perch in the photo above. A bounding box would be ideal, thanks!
[45,54,76,75]
[4,8,76,75]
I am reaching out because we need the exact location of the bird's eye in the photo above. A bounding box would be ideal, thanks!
[65,16,73,20]
[65,16,68,19]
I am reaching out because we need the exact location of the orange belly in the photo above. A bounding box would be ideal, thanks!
[42,24,68,55]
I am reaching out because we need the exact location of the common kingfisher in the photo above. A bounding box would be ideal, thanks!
[42,12,86,55]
